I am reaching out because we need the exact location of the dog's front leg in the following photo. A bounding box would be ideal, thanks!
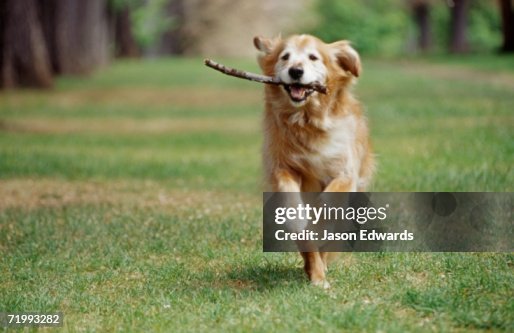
[324,176,356,192]
[316,176,357,284]
[272,169,301,192]
[272,169,329,287]
[300,251,330,288]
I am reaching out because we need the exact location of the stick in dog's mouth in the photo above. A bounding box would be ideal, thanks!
[204,59,327,94]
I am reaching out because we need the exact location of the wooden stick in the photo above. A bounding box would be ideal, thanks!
[204,59,327,94]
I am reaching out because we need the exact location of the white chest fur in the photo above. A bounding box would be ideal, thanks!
[290,113,360,186]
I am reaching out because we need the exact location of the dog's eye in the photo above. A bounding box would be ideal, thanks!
[281,53,290,61]
[309,54,319,61]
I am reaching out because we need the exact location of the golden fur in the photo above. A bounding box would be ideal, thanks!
[255,34,375,287]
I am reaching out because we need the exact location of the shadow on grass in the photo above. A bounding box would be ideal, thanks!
[222,262,308,291]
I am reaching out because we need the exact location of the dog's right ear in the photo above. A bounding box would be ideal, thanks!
[253,36,279,54]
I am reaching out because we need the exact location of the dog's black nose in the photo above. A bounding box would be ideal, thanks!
[288,67,303,80]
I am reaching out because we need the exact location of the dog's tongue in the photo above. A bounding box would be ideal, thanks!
[290,86,306,100]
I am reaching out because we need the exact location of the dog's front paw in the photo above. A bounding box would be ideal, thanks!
[311,279,331,289]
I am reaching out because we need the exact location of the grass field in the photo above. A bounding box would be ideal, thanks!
[0,55,513,332]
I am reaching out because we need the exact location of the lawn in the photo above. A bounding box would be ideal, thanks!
[0,56,513,332]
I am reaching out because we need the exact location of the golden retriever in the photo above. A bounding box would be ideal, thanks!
[254,34,375,288]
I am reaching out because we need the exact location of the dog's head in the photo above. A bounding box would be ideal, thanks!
[254,34,360,108]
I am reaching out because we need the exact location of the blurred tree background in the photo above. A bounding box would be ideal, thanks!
[312,0,505,55]
[0,0,512,89]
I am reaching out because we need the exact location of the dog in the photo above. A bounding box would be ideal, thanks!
[255,34,375,288]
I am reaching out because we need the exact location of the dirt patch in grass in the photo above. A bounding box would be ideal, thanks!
[0,178,258,213]
[0,117,259,134]
[404,272,429,288]
[434,115,514,129]
[395,61,514,90]
[0,86,262,109]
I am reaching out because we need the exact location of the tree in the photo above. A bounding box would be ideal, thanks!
[1,0,112,89]
[499,0,514,52]
[109,0,142,58]
[156,0,185,55]
[49,0,110,75]
[114,5,140,58]
[449,0,470,53]
[0,0,53,88]
[411,0,433,52]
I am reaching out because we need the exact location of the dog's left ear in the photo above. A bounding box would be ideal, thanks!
[329,41,361,77]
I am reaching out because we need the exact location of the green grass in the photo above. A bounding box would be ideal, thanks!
[0,56,513,332]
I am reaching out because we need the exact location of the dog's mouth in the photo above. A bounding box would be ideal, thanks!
[284,84,315,103]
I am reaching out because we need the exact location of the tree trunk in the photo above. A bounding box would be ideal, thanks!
[412,1,432,52]
[51,0,110,75]
[499,0,514,53]
[0,0,53,88]
[115,6,140,58]
[40,0,59,74]
[449,0,470,53]
[157,0,185,55]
